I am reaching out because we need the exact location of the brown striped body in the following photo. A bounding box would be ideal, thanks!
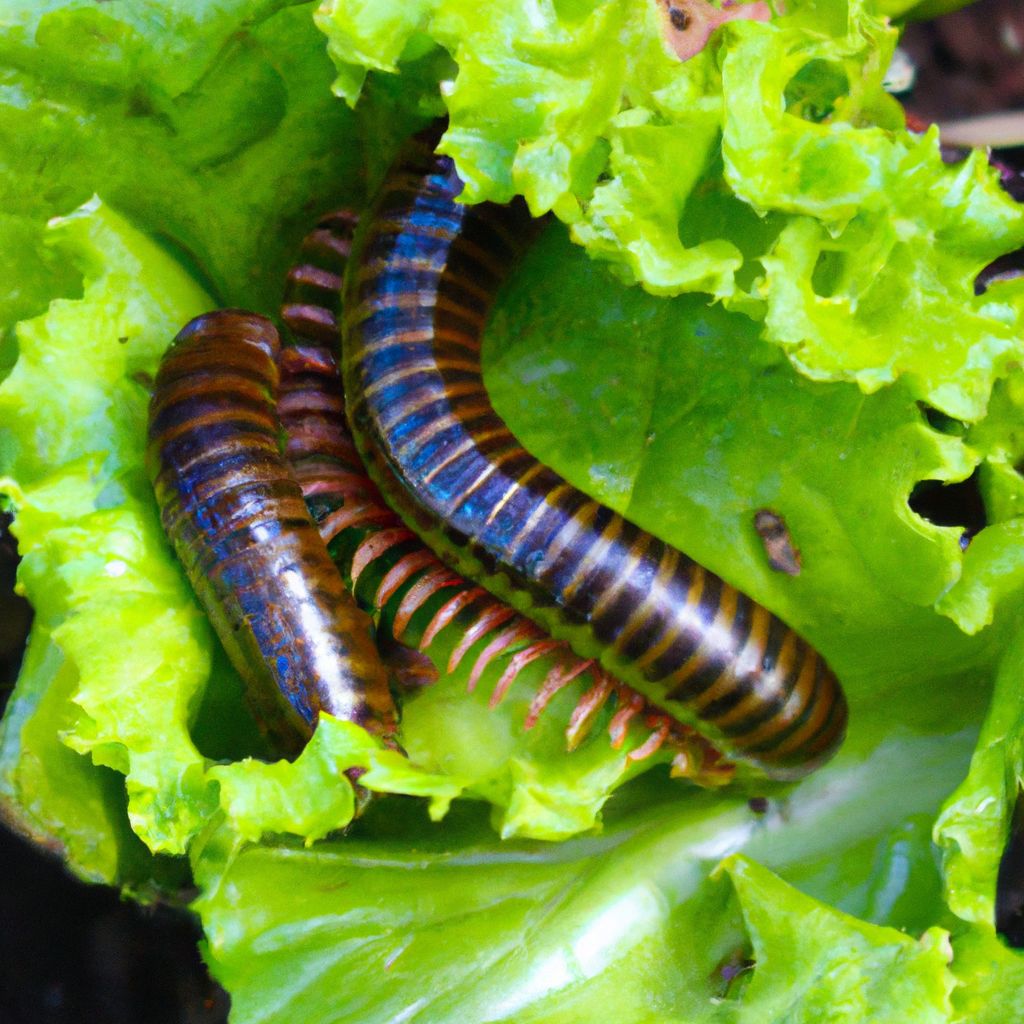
[147,310,397,754]
[278,211,730,780]
[341,130,847,778]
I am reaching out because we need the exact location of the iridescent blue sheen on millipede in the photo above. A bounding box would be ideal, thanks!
[341,129,848,779]
[277,209,730,778]
[147,309,397,754]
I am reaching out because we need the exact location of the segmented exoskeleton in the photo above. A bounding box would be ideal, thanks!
[278,211,730,779]
[147,310,397,755]
[341,130,848,779]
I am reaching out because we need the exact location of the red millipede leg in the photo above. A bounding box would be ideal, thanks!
[565,671,616,751]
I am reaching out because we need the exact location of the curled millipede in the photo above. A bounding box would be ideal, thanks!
[147,309,398,756]
[341,128,848,779]
[278,210,731,780]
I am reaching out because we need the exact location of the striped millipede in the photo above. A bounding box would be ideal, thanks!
[147,309,398,756]
[341,129,848,779]
[278,210,730,779]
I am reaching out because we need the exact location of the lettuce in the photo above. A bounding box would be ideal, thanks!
[2,0,1024,1020]
[720,856,954,1023]
[194,732,971,1024]
[317,0,1024,423]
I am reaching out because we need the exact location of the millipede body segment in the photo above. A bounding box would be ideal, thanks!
[147,310,397,754]
[278,210,730,780]
[341,132,848,778]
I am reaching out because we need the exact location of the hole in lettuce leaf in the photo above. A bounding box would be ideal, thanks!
[908,469,986,546]
[997,789,1024,948]
[993,150,1024,204]
[0,512,32,705]
[975,248,1024,294]
[917,402,968,437]
[784,59,850,124]
[811,248,845,298]
[712,947,755,1000]
[976,152,1024,292]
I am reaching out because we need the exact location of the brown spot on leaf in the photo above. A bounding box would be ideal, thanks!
[754,509,802,576]
[656,0,776,62]
[669,6,690,30]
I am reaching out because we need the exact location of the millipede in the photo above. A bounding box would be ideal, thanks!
[278,210,730,780]
[146,309,398,755]
[340,127,848,779]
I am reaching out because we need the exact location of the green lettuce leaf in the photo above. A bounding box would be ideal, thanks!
[932,622,1024,1020]
[935,373,1024,633]
[948,925,1024,1024]
[0,621,156,887]
[0,198,219,855]
[0,0,367,312]
[720,856,953,1022]
[935,622,1024,928]
[194,728,973,1024]
[209,717,465,845]
[317,0,1024,421]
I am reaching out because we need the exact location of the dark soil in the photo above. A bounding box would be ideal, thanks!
[902,0,1024,120]
[0,826,228,1024]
